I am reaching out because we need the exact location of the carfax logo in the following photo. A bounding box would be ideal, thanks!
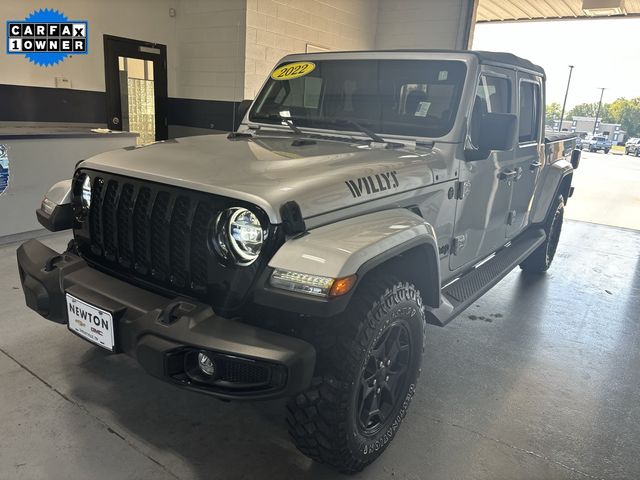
[6,8,88,66]
[0,145,8,195]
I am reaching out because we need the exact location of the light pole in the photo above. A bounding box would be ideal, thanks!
[593,87,606,135]
[558,65,574,132]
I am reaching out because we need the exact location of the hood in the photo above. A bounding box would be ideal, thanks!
[81,133,447,223]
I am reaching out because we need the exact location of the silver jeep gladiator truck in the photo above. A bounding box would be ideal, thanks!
[17,50,579,473]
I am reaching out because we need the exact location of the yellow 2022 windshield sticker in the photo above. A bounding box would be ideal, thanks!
[271,62,315,81]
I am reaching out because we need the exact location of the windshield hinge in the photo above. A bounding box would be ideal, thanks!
[455,180,471,200]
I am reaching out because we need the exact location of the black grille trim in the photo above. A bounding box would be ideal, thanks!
[73,169,281,310]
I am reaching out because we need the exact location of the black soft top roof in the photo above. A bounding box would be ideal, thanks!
[284,48,546,77]
[471,51,545,77]
[297,49,545,77]
[382,50,545,77]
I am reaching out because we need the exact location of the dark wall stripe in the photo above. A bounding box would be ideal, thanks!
[0,84,106,123]
[168,98,250,132]
[0,84,249,131]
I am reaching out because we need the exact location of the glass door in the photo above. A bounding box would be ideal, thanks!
[104,35,167,144]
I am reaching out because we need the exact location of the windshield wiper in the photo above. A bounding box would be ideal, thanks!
[330,118,405,149]
[251,113,404,148]
[251,113,302,135]
[333,118,385,144]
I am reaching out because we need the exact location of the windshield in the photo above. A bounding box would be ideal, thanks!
[249,59,467,139]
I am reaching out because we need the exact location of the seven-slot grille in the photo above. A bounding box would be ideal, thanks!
[73,170,267,301]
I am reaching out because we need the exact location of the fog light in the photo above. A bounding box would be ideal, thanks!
[198,352,216,376]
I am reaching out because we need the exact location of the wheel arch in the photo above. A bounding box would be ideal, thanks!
[353,240,441,309]
[530,159,574,225]
[558,172,573,204]
[255,208,442,316]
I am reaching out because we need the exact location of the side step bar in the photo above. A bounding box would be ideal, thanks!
[426,228,546,327]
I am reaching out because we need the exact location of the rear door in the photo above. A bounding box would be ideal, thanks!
[449,67,515,271]
[507,73,544,238]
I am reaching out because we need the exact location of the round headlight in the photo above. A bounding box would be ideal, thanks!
[214,207,264,265]
[81,175,91,208]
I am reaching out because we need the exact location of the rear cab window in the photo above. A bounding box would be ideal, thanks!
[518,81,541,144]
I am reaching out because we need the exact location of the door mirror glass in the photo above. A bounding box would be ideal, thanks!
[465,112,517,160]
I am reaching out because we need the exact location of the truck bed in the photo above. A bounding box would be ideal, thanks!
[545,132,577,163]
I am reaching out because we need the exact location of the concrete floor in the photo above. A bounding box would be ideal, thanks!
[1,220,639,480]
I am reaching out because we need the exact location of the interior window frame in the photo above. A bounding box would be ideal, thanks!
[517,78,542,146]
[466,70,512,150]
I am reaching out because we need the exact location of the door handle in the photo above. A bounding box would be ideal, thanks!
[529,161,542,170]
[499,169,518,180]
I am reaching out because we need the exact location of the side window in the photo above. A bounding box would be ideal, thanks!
[469,75,511,147]
[302,76,323,109]
[478,76,511,114]
[519,81,541,143]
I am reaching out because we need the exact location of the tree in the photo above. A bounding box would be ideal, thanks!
[566,97,640,138]
[567,102,600,119]
[608,98,640,138]
[545,102,561,127]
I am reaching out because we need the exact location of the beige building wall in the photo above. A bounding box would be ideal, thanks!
[375,0,475,50]
[174,0,247,101]
[1,0,178,95]
[1,0,475,103]
[244,0,379,99]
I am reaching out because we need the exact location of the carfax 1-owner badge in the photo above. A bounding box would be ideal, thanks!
[6,8,88,66]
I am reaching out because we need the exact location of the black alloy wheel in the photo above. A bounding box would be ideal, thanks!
[356,321,413,435]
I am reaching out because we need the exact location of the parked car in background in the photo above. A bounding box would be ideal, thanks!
[624,138,640,156]
[586,136,612,153]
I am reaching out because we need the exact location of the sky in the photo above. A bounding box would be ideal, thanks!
[472,17,640,109]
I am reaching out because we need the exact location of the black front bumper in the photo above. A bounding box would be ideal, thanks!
[16,239,315,400]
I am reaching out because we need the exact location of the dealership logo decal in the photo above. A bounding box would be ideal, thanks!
[6,8,88,66]
[0,145,8,195]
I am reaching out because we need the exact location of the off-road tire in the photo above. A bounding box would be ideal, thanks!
[520,195,564,273]
[287,276,426,474]
[604,148,610,154]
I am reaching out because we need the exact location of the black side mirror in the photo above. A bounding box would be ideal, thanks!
[570,148,581,169]
[465,112,517,161]
[478,112,517,151]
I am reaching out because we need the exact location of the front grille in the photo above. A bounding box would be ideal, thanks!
[73,170,277,307]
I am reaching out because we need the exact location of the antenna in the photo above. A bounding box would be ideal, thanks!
[231,21,240,133]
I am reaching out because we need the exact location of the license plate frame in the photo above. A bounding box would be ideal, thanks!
[66,293,115,352]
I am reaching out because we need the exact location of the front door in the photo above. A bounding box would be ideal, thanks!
[104,35,168,144]
[449,68,516,271]
[507,74,544,237]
